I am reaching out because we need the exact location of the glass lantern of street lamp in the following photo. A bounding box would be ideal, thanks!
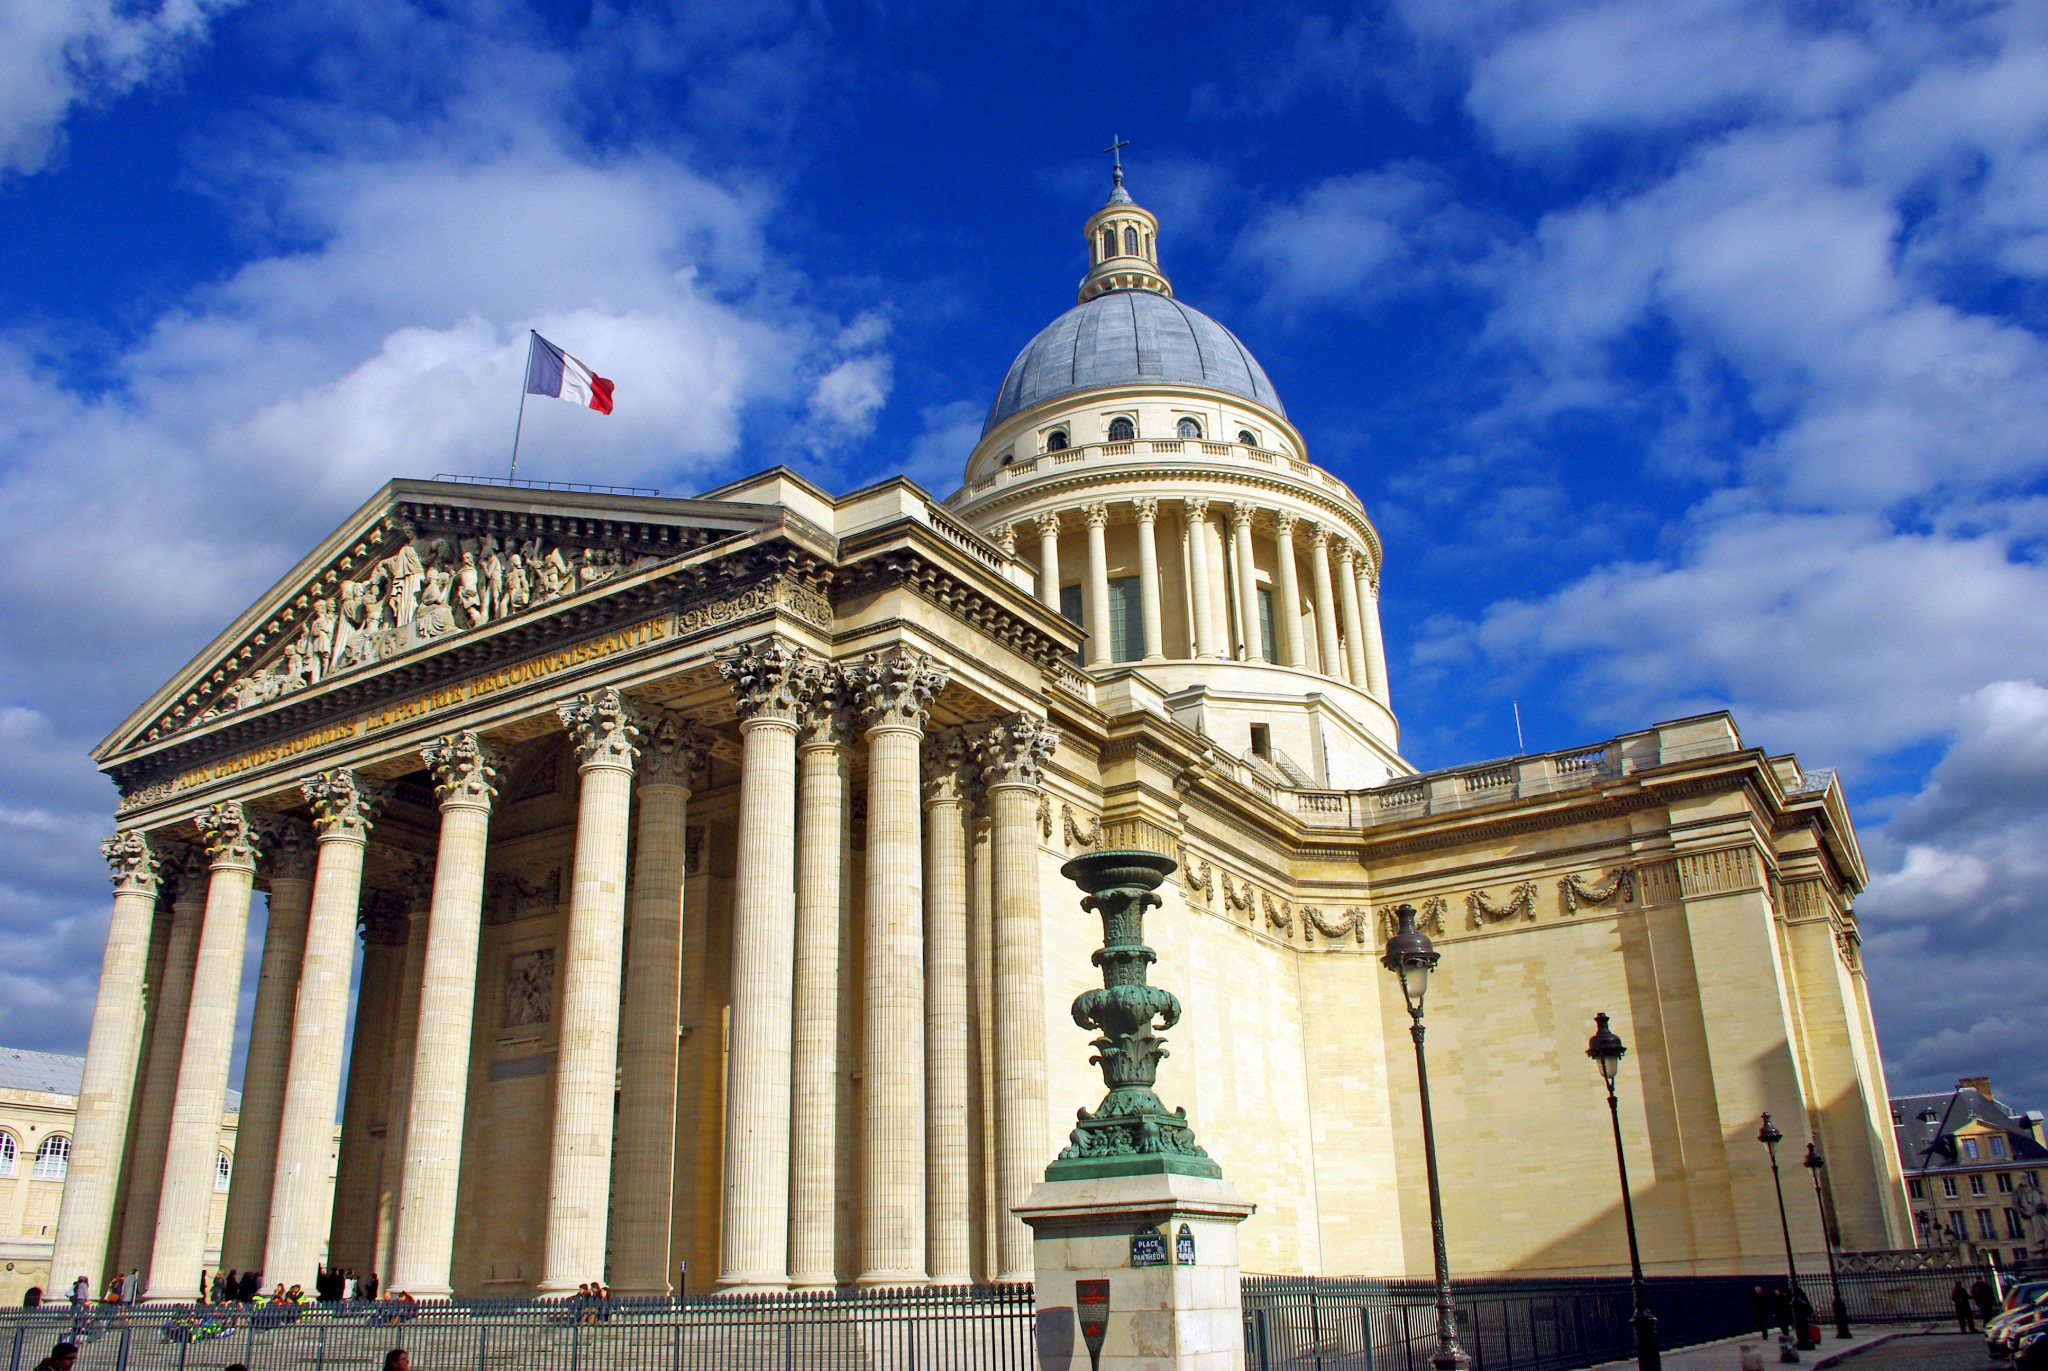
[1586,1012,1627,1087]
[1380,905,1441,1015]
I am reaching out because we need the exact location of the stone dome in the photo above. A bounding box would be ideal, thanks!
[982,290,1285,436]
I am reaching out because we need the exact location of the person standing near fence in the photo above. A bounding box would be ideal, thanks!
[32,1344,78,1371]
[1975,1276,2000,1323]
[1953,1281,1977,1332]
[1752,1285,1772,1338]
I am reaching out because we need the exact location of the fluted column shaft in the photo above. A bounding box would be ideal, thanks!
[373,892,431,1279]
[1035,512,1062,611]
[390,733,499,1299]
[853,647,946,1285]
[148,804,260,1300]
[1337,544,1370,686]
[718,638,806,1289]
[116,856,203,1280]
[329,899,405,1273]
[1232,502,1263,661]
[264,772,378,1287]
[1359,562,1391,700]
[1134,499,1165,661]
[1309,528,1342,677]
[1083,504,1112,668]
[923,733,972,1284]
[613,711,703,1296]
[1185,500,1216,660]
[789,688,848,1289]
[981,716,1057,1282]
[49,834,162,1292]
[221,822,313,1273]
[1273,513,1305,669]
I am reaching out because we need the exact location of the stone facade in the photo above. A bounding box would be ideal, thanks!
[49,171,1912,1300]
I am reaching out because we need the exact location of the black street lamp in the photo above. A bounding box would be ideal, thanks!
[1758,1114,1815,1352]
[1586,1013,1660,1371]
[1802,1143,1852,1339]
[1382,905,1470,1371]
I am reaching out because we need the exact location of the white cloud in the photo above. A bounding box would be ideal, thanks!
[0,0,240,179]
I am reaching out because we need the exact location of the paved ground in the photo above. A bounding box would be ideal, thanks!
[1590,1325,1964,1371]
[1824,1332,2005,1370]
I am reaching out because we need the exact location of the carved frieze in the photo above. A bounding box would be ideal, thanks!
[1467,882,1538,928]
[1378,896,1447,944]
[1177,846,1215,904]
[1302,907,1369,945]
[1676,847,1760,899]
[683,825,706,875]
[1061,803,1100,850]
[488,865,561,925]
[677,576,829,637]
[1559,866,1636,916]
[1262,892,1292,933]
[502,948,556,1028]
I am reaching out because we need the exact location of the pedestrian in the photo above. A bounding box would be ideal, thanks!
[383,1349,410,1371]
[1953,1280,1976,1333]
[1790,1287,1814,1344]
[362,1271,380,1302]
[1770,1285,1792,1336]
[1974,1276,2000,1323]
[67,1275,89,1310]
[32,1344,78,1371]
[1752,1285,1771,1338]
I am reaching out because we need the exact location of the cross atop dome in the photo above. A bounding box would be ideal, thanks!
[1079,142,1169,302]
[1103,134,1133,205]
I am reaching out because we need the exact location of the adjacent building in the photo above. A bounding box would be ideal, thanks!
[1894,1077,2048,1266]
[46,167,1912,1301]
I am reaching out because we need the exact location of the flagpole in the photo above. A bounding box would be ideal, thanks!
[509,329,535,483]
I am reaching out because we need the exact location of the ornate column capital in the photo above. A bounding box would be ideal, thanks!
[720,635,811,728]
[102,831,160,894]
[195,800,261,871]
[849,646,948,736]
[359,888,412,947]
[164,839,211,900]
[1274,510,1297,538]
[422,731,501,810]
[377,852,435,911]
[977,712,1059,792]
[795,663,853,751]
[261,813,318,880]
[638,709,711,788]
[993,523,1018,557]
[1183,496,1209,523]
[558,687,642,772]
[1132,496,1159,524]
[1307,523,1329,550]
[303,769,382,842]
[921,727,974,808]
[1333,539,1357,569]
[1083,503,1110,531]
[1230,500,1256,530]
[1033,510,1062,538]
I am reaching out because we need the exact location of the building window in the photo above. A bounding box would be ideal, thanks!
[999,453,1013,468]
[33,1135,69,1181]
[215,1151,233,1192]
[1943,1177,1959,1197]
[1237,429,1258,446]
[2019,1249,2033,1265]
[1102,226,1117,260]
[1992,1137,2008,1158]
[1107,417,1134,442]
[1256,585,1276,661]
[1177,417,1203,440]
[1124,226,1139,257]
[0,1132,14,1176]
[1999,1173,2014,1193]
[1978,1208,1996,1240]
[1963,1139,1980,1160]
[2008,1208,2025,1239]
[1971,1175,1987,1196]
[1909,1179,1925,1199]
[1250,724,1272,760]
[1058,583,1085,666]
[1107,575,1142,662]
[1046,430,1068,452]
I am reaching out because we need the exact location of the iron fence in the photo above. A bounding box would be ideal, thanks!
[0,1285,1036,1371]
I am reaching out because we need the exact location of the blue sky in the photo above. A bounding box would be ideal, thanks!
[3,0,2046,1117]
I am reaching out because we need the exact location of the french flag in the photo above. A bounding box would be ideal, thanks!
[524,332,615,414]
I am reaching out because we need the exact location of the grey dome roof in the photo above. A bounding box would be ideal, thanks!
[983,291,1284,435]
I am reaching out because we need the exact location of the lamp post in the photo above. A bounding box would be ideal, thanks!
[1382,905,1470,1371]
[1802,1143,1851,1339]
[1586,1013,1659,1371]
[1758,1114,1815,1351]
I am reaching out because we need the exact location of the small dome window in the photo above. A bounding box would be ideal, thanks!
[1046,430,1069,452]
[1124,226,1140,257]
[1177,418,1203,440]
[1107,417,1135,442]
[999,453,1014,467]
[1237,429,1258,446]
[1101,227,1117,260]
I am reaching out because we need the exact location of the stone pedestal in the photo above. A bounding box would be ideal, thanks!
[1018,1172,1254,1371]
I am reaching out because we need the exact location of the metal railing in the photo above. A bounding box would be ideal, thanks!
[0,1286,1036,1371]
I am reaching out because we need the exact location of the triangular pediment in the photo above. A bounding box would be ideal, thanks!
[99,478,792,761]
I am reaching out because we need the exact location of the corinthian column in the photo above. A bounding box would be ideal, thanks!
[329,892,407,1273]
[373,864,432,1279]
[1336,542,1369,687]
[48,833,161,1292]
[978,715,1058,1282]
[1308,525,1342,677]
[849,646,949,1285]
[265,770,380,1287]
[612,708,707,1296]
[1232,502,1264,662]
[1034,511,1062,611]
[1359,559,1391,701]
[390,732,500,1299]
[536,690,640,1293]
[1185,499,1215,660]
[789,672,849,1289]
[116,845,205,1280]
[220,817,313,1275]
[922,729,973,1284]
[1273,512,1305,669]
[1083,503,1112,668]
[717,637,808,1289]
[147,802,261,1300]
[1133,498,1165,661]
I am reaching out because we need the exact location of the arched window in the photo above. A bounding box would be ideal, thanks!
[215,1151,233,1192]
[34,1134,69,1181]
[1046,430,1069,452]
[1107,417,1135,442]
[1145,232,1153,257]
[999,453,1014,467]
[1238,429,1258,446]
[1101,227,1117,259]
[1124,226,1139,257]
[0,1132,15,1177]
[1177,417,1203,440]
